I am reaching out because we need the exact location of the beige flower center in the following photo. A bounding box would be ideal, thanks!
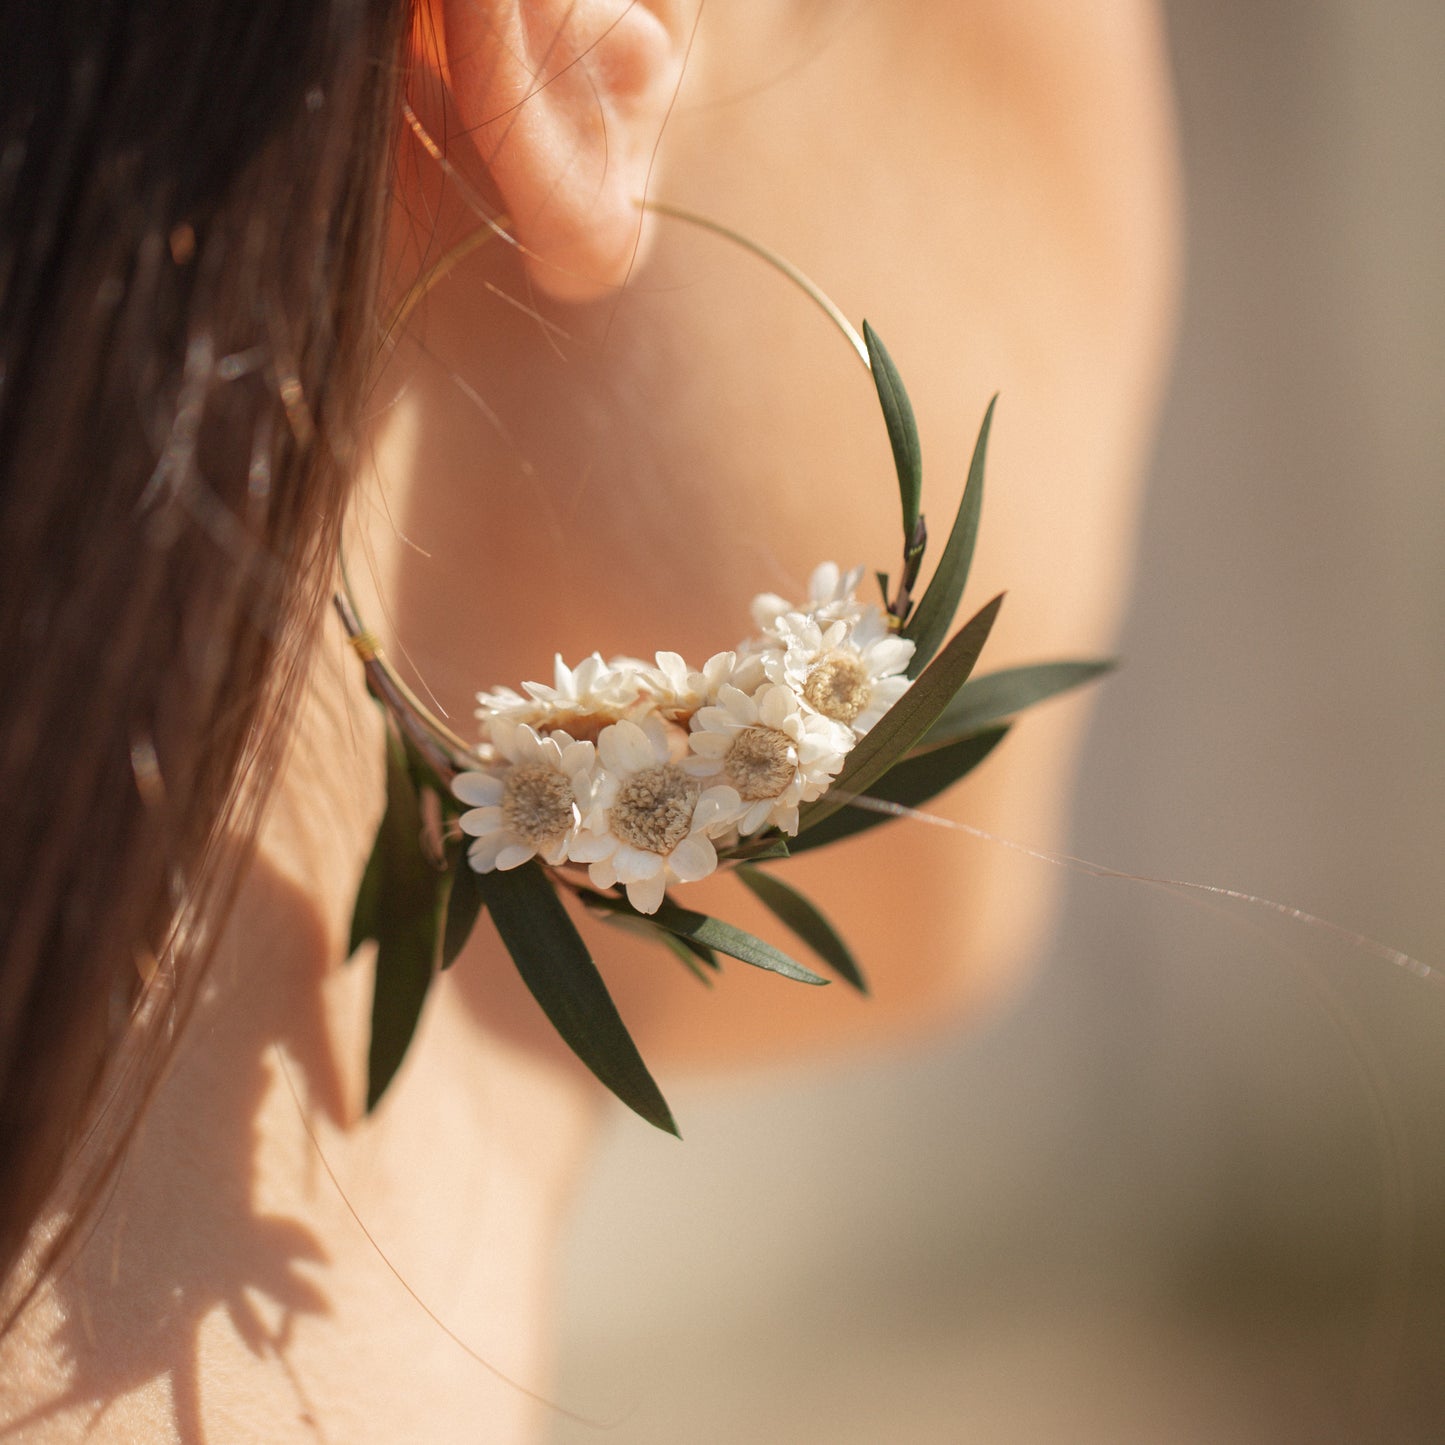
[502,764,576,847]
[725,727,796,801]
[803,654,871,725]
[611,765,699,855]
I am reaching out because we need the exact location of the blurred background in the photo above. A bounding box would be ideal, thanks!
[550,4,1445,1441]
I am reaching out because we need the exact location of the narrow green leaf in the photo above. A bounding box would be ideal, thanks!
[913,660,1115,755]
[788,726,1009,854]
[478,861,678,1136]
[902,396,997,677]
[441,854,487,969]
[358,730,449,1111]
[578,890,718,973]
[367,916,439,1112]
[348,822,386,956]
[674,933,720,971]
[650,900,828,986]
[863,321,923,544]
[797,594,1003,836]
[655,929,719,987]
[737,867,867,993]
[595,909,717,986]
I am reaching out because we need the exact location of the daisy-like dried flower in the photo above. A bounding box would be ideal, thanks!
[570,717,741,914]
[750,560,869,634]
[477,652,646,744]
[454,719,596,870]
[637,649,740,723]
[684,682,850,836]
[766,607,914,736]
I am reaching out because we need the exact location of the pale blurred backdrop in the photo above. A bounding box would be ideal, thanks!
[550,5,1445,1442]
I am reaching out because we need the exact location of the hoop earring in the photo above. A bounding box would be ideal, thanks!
[336,202,1102,1132]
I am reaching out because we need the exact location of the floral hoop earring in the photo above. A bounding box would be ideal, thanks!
[337,203,1110,1134]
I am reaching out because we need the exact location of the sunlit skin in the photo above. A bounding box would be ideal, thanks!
[0,3,1177,1439]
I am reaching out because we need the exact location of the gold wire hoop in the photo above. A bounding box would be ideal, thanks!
[334,197,883,773]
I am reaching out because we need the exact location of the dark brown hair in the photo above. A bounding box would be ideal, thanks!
[0,0,412,1286]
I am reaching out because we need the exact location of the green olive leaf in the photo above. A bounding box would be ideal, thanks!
[596,908,719,986]
[863,321,923,546]
[440,848,487,970]
[912,660,1114,755]
[352,728,449,1112]
[797,593,1003,836]
[736,867,866,992]
[654,928,720,986]
[478,861,678,1136]
[902,396,997,677]
[648,899,828,986]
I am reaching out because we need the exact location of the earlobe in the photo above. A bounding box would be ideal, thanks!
[436,0,689,304]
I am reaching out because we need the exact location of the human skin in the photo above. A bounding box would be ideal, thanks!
[0,2,1177,1439]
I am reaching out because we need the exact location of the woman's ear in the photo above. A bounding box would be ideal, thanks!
[436,0,690,303]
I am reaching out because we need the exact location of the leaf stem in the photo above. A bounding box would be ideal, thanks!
[331,589,477,780]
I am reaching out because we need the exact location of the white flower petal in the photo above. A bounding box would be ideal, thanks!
[667,834,717,884]
[626,872,667,915]
[731,653,769,692]
[715,683,756,720]
[452,772,505,808]
[612,845,663,885]
[598,719,653,774]
[467,833,508,872]
[701,651,737,691]
[568,830,617,863]
[772,803,801,835]
[680,754,723,780]
[866,637,915,676]
[558,740,595,775]
[751,591,791,632]
[495,843,535,870]
[655,651,689,689]
[757,684,796,729]
[458,805,505,837]
[740,799,774,835]
[687,732,731,759]
[693,785,742,832]
[693,706,732,735]
[808,560,840,600]
[513,729,548,766]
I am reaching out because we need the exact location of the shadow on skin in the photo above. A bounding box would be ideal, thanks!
[0,858,348,1444]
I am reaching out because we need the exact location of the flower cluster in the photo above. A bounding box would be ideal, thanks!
[452,563,915,914]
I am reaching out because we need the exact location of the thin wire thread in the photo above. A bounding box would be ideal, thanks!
[270,1050,616,1430]
[835,792,1438,983]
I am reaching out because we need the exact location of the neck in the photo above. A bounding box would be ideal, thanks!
[0,633,600,1443]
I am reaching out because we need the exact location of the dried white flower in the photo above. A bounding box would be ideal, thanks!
[767,606,914,736]
[684,682,851,835]
[570,717,741,914]
[453,719,597,871]
[638,649,739,722]
[750,561,869,635]
[476,652,646,743]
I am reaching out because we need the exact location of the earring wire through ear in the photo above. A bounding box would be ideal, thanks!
[635,198,870,369]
